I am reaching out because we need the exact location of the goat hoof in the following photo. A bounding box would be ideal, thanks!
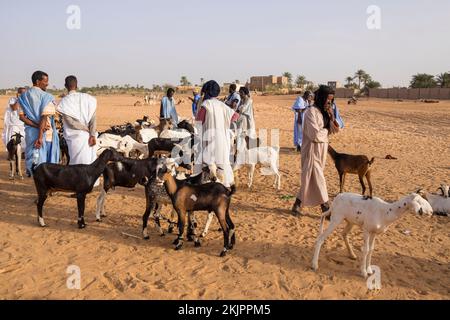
[175,243,183,251]
[220,250,227,257]
[200,233,207,238]
[349,255,357,261]
[143,236,150,240]
[173,238,180,245]
[187,235,194,242]
[78,223,86,229]
[9,176,14,180]
[194,241,201,248]
[159,233,165,237]
[96,218,102,222]
[101,214,107,218]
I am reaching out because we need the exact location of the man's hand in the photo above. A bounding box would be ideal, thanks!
[88,136,97,147]
[34,137,43,149]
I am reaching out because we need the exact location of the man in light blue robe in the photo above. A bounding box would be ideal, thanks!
[160,88,179,127]
[292,91,313,152]
[225,84,241,110]
[17,71,60,176]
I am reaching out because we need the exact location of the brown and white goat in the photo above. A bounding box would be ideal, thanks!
[155,161,236,257]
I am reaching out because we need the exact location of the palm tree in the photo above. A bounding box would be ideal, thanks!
[410,74,437,88]
[283,72,293,85]
[180,76,191,86]
[295,75,307,88]
[354,69,367,89]
[436,72,450,88]
[345,76,354,86]
[200,78,204,85]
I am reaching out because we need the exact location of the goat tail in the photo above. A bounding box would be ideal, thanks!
[368,157,375,166]
[227,184,236,197]
[319,208,332,235]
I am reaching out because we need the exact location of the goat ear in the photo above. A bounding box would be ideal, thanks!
[437,187,444,196]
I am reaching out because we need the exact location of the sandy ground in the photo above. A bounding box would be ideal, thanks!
[0,94,449,300]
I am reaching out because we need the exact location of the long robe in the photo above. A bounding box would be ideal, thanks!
[18,87,59,175]
[195,98,236,187]
[160,96,179,126]
[292,96,307,147]
[2,97,26,151]
[297,106,329,207]
[57,91,97,165]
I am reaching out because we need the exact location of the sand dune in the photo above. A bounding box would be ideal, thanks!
[0,95,449,300]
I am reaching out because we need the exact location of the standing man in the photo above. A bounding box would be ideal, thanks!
[224,84,241,110]
[292,90,314,152]
[189,88,201,118]
[160,88,179,127]
[2,87,27,151]
[17,71,59,176]
[56,76,97,165]
[195,80,239,188]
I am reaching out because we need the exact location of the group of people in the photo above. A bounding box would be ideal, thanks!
[3,70,343,218]
[2,71,98,177]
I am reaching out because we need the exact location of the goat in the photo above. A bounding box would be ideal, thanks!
[328,145,375,199]
[311,192,433,278]
[232,135,281,190]
[177,120,196,134]
[6,132,24,180]
[95,157,164,231]
[32,149,123,229]
[117,135,149,159]
[147,138,184,158]
[417,187,450,217]
[155,160,237,257]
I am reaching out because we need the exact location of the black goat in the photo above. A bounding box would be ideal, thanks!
[32,149,123,228]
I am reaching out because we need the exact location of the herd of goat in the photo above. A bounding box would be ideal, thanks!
[5,115,449,278]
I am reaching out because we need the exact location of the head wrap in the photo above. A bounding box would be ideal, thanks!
[239,86,250,96]
[314,85,335,130]
[201,80,221,100]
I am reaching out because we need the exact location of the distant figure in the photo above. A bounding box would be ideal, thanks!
[292,85,340,217]
[17,71,60,176]
[225,84,241,110]
[57,75,97,166]
[160,88,179,127]
[195,80,240,187]
[144,94,150,105]
[292,90,314,152]
[3,87,27,151]
[189,89,201,118]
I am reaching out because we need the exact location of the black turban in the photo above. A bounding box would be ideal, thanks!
[239,86,250,96]
[314,85,336,129]
[201,80,221,100]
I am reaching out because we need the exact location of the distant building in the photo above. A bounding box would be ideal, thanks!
[248,75,288,92]
[327,81,342,90]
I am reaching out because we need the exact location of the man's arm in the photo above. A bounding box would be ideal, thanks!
[19,113,39,128]
[34,116,48,149]
[88,112,97,146]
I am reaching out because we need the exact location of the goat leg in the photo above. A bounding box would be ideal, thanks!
[9,160,14,180]
[76,193,87,229]
[37,193,48,227]
[174,209,186,250]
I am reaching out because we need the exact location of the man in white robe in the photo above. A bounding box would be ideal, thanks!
[56,76,97,166]
[2,87,27,151]
[195,80,239,187]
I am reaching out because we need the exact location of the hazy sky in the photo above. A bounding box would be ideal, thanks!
[1,0,449,89]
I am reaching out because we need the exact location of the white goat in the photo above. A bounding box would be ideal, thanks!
[97,133,126,156]
[138,128,158,143]
[312,192,433,278]
[159,129,191,140]
[233,144,281,190]
[417,186,450,216]
[117,136,149,159]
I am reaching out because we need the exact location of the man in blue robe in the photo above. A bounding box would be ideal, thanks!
[17,71,60,176]
[160,88,179,126]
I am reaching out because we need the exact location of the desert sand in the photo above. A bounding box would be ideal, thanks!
[0,94,449,300]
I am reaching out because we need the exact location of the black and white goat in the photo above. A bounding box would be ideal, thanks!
[6,132,24,180]
[32,149,123,228]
